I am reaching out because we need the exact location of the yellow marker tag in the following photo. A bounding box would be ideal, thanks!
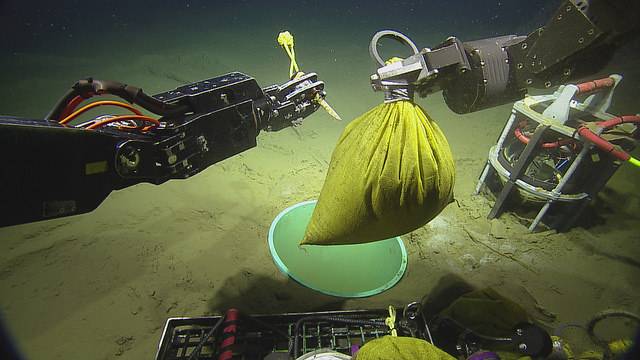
[315,94,342,121]
[608,339,632,355]
[385,57,404,65]
[277,31,295,47]
[85,161,108,175]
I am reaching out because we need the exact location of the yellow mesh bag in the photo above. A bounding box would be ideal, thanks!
[302,100,455,245]
[354,336,456,360]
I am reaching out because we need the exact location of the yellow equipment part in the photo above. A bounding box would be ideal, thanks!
[303,100,455,245]
[277,31,300,78]
[354,336,455,360]
[277,31,342,121]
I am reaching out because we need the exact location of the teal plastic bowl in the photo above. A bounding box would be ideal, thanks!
[268,200,407,298]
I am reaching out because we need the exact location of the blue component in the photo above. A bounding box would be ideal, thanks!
[556,158,570,171]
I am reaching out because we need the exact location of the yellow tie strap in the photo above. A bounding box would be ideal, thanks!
[277,31,300,79]
[385,305,398,337]
[276,30,341,121]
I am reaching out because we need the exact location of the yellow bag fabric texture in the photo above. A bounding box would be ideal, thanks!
[302,100,455,245]
[354,336,455,360]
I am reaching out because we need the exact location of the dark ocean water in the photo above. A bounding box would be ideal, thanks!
[2,0,558,53]
[4,0,638,117]
[1,0,638,115]
[0,0,570,121]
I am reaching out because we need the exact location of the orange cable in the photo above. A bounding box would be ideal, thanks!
[59,101,143,124]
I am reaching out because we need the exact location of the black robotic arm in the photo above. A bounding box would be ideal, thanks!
[369,0,640,112]
[0,72,327,226]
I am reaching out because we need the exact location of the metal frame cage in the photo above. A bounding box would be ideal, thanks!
[155,308,432,360]
[475,74,638,231]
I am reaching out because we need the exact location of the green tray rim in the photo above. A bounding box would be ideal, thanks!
[267,200,408,298]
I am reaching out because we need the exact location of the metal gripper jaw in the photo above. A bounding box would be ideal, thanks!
[262,72,326,131]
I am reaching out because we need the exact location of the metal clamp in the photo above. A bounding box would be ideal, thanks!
[369,31,427,102]
[369,30,420,67]
[403,302,435,344]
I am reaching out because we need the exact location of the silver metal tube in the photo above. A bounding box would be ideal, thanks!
[495,111,517,155]
[529,201,551,231]
[474,162,491,195]
[475,111,517,195]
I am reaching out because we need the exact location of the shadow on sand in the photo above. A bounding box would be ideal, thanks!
[207,270,346,315]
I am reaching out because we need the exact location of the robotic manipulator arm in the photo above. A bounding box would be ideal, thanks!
[370,0,640,113]
[0,72,326,226]
[2,0,638,227]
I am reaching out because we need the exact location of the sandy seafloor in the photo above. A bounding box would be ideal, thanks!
[1,3,639,359]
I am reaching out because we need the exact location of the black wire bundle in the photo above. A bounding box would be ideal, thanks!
[187,315,226,360]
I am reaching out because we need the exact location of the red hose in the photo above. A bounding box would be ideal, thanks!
[576,77,615,94]
[59,92,96,120]
[577,126,630,161]
[217,309,239,360]
[59,95,86,120]
[597,115,640,129]
[514,127,574,148]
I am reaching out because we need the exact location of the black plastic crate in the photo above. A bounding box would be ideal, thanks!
[155,308,429,360]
